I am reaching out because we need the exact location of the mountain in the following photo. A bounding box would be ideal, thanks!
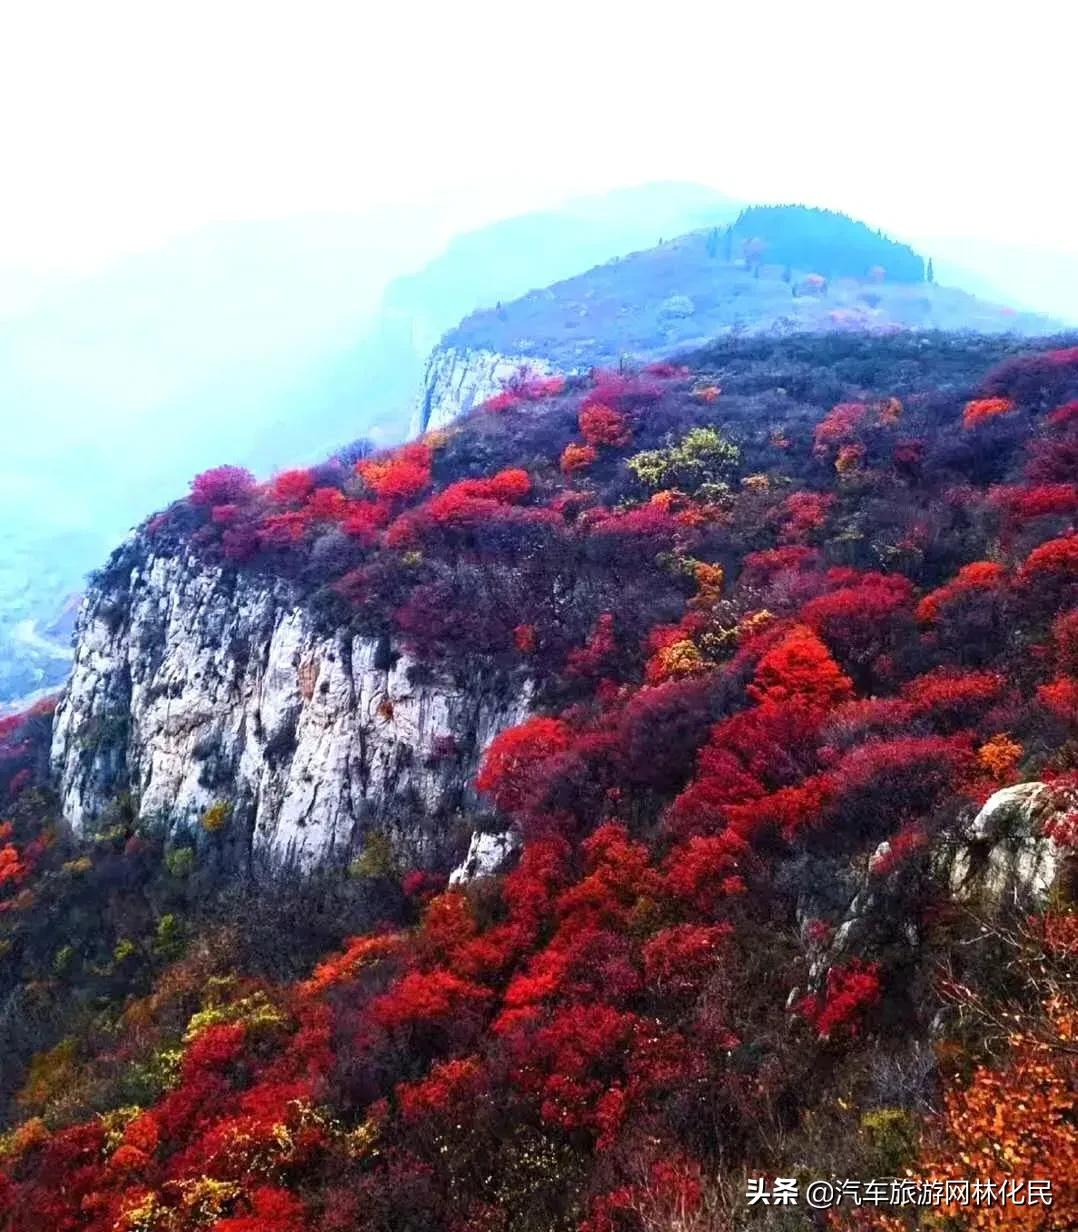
[416,207,1057,431]
[381,181,743,356]
[351,183,744,459]
[0,184,743,706]
[2,330,1076,1229]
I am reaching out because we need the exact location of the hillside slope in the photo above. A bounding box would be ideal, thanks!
[0,184,742,708]
[417,209,1055,432]
[1,332,1076,1230]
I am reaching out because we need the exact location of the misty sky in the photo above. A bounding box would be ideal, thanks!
[2,0,1073,277]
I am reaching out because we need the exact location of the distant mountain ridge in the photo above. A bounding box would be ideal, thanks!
[417,207,1056,431]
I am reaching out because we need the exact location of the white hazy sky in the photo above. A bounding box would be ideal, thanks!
[1,0,1074,274]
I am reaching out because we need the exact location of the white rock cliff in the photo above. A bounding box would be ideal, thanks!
[412,345,559,435]
[51,536,530,868]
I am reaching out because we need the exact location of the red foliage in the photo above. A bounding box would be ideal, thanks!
[181,1022,247,1080]
[304,486,348,522]
[427,469,531,524]
[579,403,632,447]
[739,545,822,588]
[663,833,749,912]
[509,1001,641,1136]
[916,560,1006,624]
[723,773,837,842]
[1053,610,1078,674]
[748,625,854,712]
[397,1056,487,1123]
[341,500,390,543]
[830,735,975,822]
[213,1186,306,1232]
[778,491,834,543]
[990,482,1078,529]
[870,823,929,876]
[476,718,574,814]
[15,339,1078,1232]
[800,571,914,669]
[1048,399,1078,429]
[566,612,617,678]
[370,969,491,1034]
[813,403,868,455]
[190,465,256,507]
[585,503,688,556]
[0,844,28,888]
[480,390,522,414]
[797,960,881,1039]
[643,924,732,996]
[258,511,308,548]
[513,623,537,654]
[270,468,315,504]
[1019,533,1078,585]
[902,667,1005,728]
[1038,677,1078,723]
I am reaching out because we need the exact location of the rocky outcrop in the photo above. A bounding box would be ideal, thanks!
[796,781,1073,991]
[449,829,520,886]
[946,782,1069,909]
[412,345,559,435]
[51,536,531,868]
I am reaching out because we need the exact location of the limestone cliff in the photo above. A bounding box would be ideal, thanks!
[51,534,530,868]
[412,345,559,435]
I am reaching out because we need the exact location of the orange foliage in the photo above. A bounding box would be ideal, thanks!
[912,998,1077,1229]
[561,442,598,474]
[963,396,1016,429]
[357,443,432,501]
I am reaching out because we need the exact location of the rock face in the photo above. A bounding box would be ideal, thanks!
[51,535,531,868]
[449,829,520,886]
[794,781,1073,994]
[947,782,1068,908]
[412,345,559,435]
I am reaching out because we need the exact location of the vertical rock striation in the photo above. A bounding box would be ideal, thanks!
[51,535,530,867]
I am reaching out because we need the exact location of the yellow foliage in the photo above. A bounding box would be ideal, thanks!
[113,937,138,964]
[100,1105,143,1152]
[0,1117,49,1158]
[740,473,771,492]
[736,609,776,642]
[691,561,725,611]
[173,1176,242,1222]
[183,989,286,1044]
[835,443,866,475]
[115,1191,166,1232]
[343,1114,381,1159]
[18,1038,79,1111]
[200,800,232,833]
[349,830,397,879]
